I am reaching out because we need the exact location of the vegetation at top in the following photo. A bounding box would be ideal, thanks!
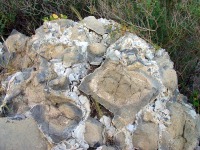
[0,0,199,111]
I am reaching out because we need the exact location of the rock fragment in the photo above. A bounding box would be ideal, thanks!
[87,43,106,65]
[30,105,79,143]
[84,117,104,147]
[132,122,159,150]
[82,16,106,35]
[5,29,29,53]
[0,118,48,150]
[162,68,178,91]
[58,102,82,120]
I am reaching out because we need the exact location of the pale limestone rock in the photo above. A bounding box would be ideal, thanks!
[81,16,106,35]
[159,102,199,150]
[48,76,69,90]
[58,102,82,120]
[0,118,48,150]
[88,43,106,56]
[62,47,85,67]
[30,105,78,143]
[113,132,126,149]
[162,68,178,91]
[97,145,116,150]
[154,50,174,69]
[70,25,88,41]
[2,30,30,69]
[166,102,185,136]
[5,29,29,53]
[35,19,75,37]
[25,84,46,103]
[0,16,199,150]
[84,117,104,147]
[31,43,67,60]
[132,122,159,150]
[79,60,158,128]
[45,90,74,105]
[87,43,107,65]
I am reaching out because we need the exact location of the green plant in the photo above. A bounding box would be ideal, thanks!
[0,12,16,36]
[190,90,200,113]
[70,5,83,21]
[94,99,103,119]
[42,13,67,22]
[0,0,90,38]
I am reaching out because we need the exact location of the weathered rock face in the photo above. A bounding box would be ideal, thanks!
[0,16,199,150]
[132,122,159,149]
[79,59,158,129]
[0,118,48,150]
[84,117,104,147]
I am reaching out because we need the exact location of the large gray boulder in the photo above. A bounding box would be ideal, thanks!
[0,16,199,150]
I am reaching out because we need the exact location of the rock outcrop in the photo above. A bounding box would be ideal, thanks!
[0,16,199,150]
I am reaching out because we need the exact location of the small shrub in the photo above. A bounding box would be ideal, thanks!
[42,13,67,22]
[0,11,16,36]
[190,90,200,113]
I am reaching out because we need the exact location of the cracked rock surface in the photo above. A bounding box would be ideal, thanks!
[0,16,199,150]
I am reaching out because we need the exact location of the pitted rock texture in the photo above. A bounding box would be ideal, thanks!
[0,16,199,150]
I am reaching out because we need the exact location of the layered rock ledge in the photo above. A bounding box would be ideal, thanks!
[0,16,199,150]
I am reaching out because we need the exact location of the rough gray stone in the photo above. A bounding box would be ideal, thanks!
[45,90,74,104]
[51,19,75,30]
[88,43,106,56]
[82,16,106,35]
[0,43,10,68]
[98,145,116,150]
[58,102,82,120]
[25,84,46,103]
[159,102,199,150]
[114,131,126,150]
[30,105,78,143]
[155,50,174,69]
[0,16,199,150]
[87,43,106,65]
[62,47,85,67]
[79,60,159,128]
[5,29,29,53]
[162,68,178,91]
[0,118,48,150]
[2,30,29,69]
[183,113,199,150]
[35,57,57,83]
[166,102,186,137]
[84,117,104,147]
[70,25,88,41]
[87,54,104,65]
[132,122,159,150]
[49,76,69,90]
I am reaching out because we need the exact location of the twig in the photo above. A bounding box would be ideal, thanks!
[0,35,10,53]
